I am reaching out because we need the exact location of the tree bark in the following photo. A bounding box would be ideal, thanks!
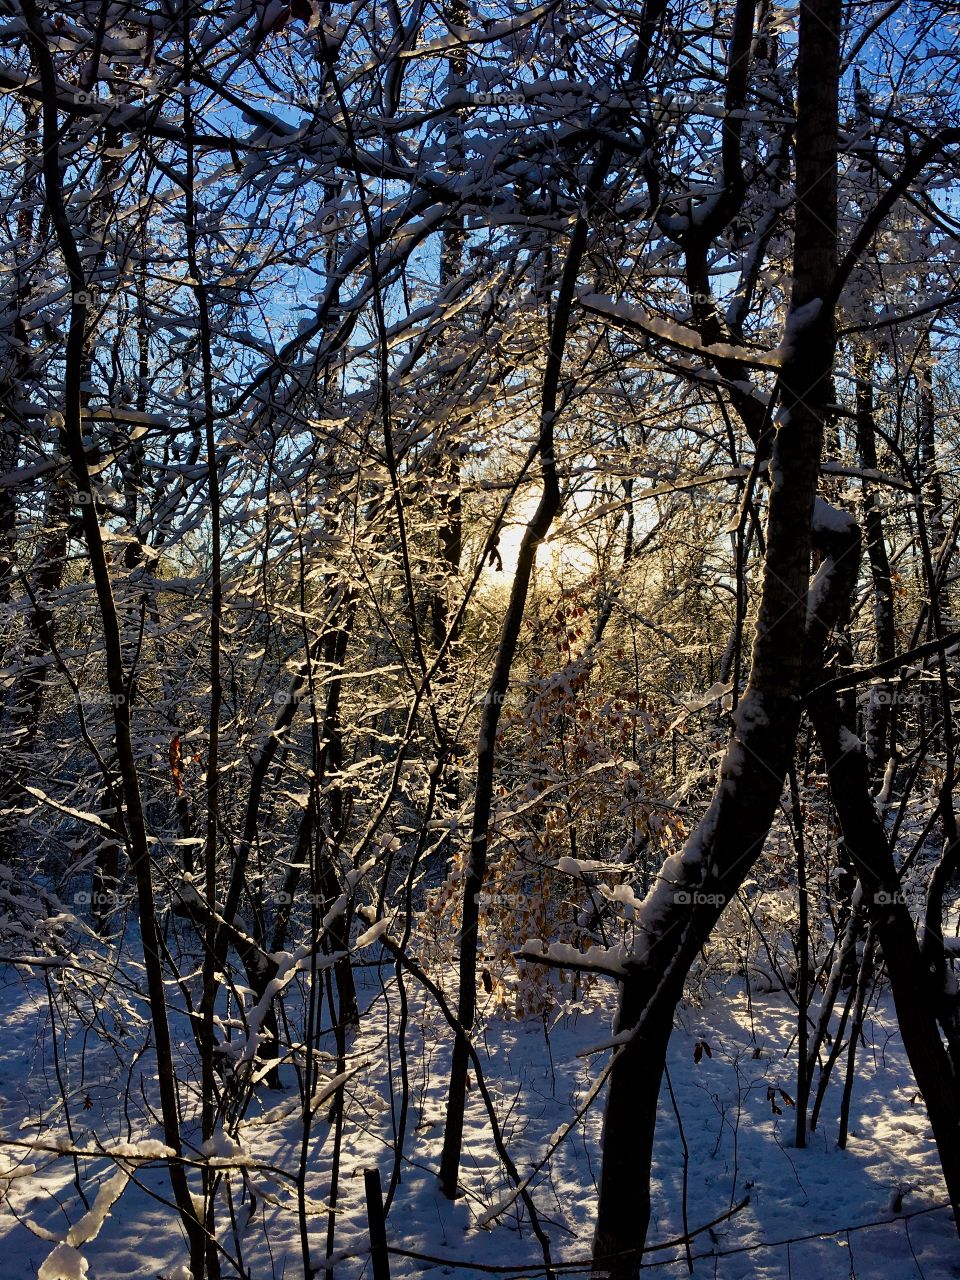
[810,692,960,1227]
[592,1,841,1271]
[854,365,897,772]
[22,5,211,1271]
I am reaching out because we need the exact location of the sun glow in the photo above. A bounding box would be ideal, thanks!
[483,491,597,584]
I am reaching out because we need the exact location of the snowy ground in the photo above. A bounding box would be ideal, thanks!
[0,955,958,1280]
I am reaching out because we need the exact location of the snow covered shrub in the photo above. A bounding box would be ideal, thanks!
[423,588,685,1017]
[707,881,802,994]
[0,861,82,959]
[688,775,848,1000]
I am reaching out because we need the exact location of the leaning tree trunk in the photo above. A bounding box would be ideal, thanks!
[809,691,960,1225]
[591,2,841,1274]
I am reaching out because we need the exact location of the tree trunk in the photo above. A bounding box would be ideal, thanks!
[855,365,897,773]
[810,693,960,1227]
[592,1,841,1271]
[22,6,211,1270]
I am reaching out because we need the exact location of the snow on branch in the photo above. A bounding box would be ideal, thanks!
[38,1168,130,1280]
[579,293,789,368]
[806,498,861,636]
[518,938,628,979]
